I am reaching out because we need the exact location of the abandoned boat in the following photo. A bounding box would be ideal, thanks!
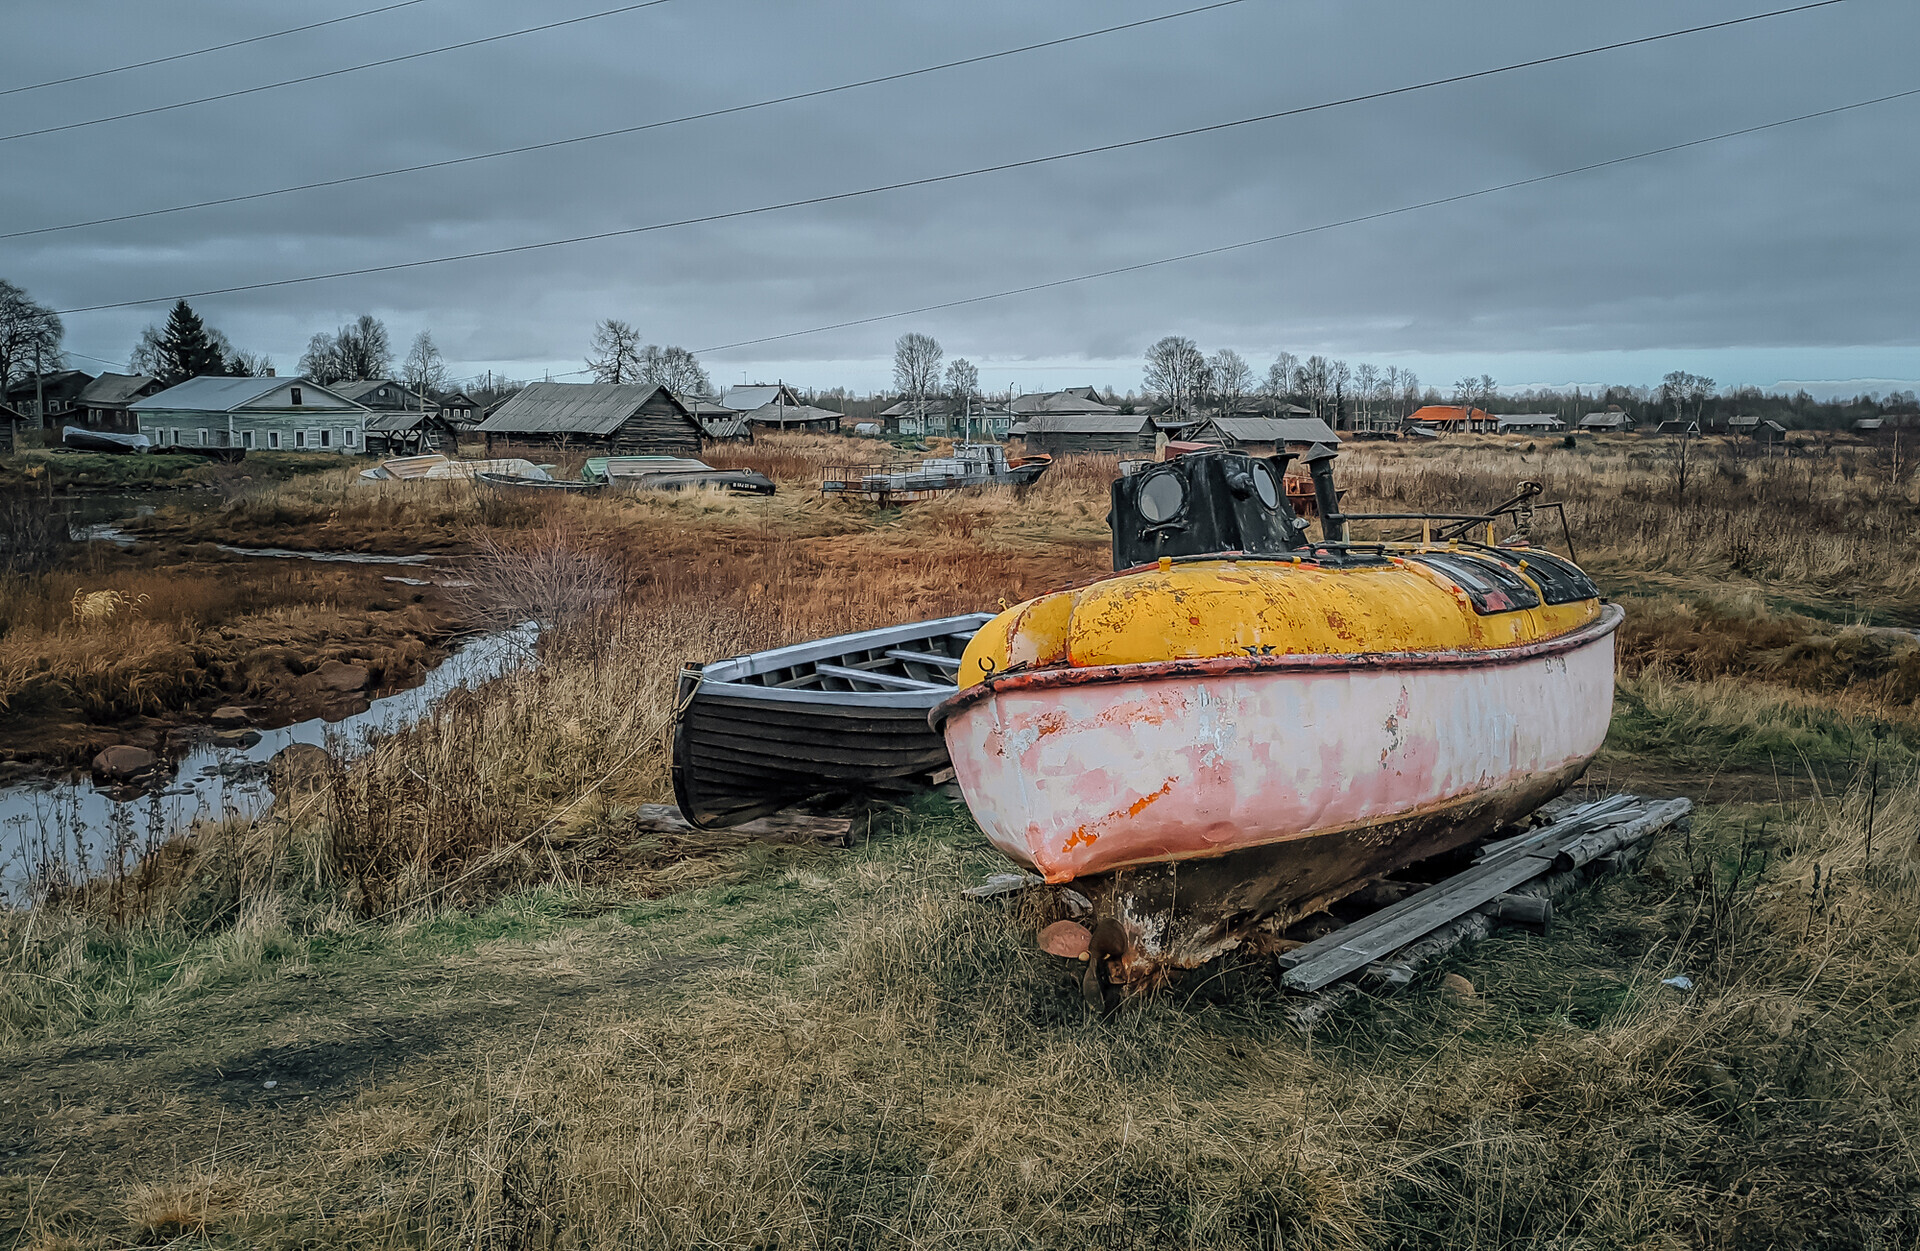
[821,443,1051,502]
[672,612,996,828]
[359,454,554,482]
[930,445,1618,988]
[582,456,777,495]
[61,426,151,454]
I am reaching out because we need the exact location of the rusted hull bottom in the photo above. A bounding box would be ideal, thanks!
[939,626,1616,982]
[1078,758,1588,984]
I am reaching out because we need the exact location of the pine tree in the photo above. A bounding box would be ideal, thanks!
[149,300,231,385]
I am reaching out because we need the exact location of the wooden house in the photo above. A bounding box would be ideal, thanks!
[1008,387,1115,417]
[1579,410,1635,433]
[434,390,482,427]
[364,410,458,455]
[130,376,370,452]
[4,370,94,427]
[1407,405,1498,433]
[1185,414,1341,455]
[720,383,803,414]
[1013,412,1157,455]
[476,382,703,456]
[1496,413,1566,434]
[74,373,163,432]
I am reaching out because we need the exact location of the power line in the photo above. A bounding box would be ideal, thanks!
[0,0,436,99]
[691,87,1920,355]
[46,0,1853,317]
[0,0,678,145]
[3,0,1251,242]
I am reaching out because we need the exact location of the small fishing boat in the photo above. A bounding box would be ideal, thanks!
[476,472,601,492]
[931,445,1617,990]
[582,456,777,495]
[672,613,996,828]
[61,426,151,454]
[821,443,1051,502]
[359,454,553,482]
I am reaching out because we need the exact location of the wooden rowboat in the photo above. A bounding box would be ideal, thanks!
[672,613,996,828]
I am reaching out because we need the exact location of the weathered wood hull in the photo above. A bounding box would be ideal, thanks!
[933,604,1622,982]
[672,614,993,828]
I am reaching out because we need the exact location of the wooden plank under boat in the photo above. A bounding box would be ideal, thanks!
[672,612,995,828]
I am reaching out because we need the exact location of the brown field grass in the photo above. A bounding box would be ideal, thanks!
[5,431,1920,1247]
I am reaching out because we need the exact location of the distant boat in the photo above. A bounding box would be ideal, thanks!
[582,455,777,495]
[61,426,151,455]
[671,612,995,828]
[359,454,553,482]
[821,443,1051,502]
[475,472,600,492]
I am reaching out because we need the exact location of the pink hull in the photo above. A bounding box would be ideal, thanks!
[937,607,1622,885]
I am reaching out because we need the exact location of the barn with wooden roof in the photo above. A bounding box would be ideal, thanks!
[476,382,704,456]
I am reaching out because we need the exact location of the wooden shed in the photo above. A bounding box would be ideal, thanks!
[1014,413,1157,455]
[1185,414,1340,456]
[476,382,703,457]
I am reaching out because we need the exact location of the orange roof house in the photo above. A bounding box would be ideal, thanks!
[1407,405,1491,425]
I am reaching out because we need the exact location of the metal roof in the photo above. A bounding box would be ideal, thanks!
[1208,415,1342,445]
[1726,415,1761,427]
[1009,388,1116,415]
[76,373,157,407]
[130,375,367,412]
[1018,413,1153,435]
[745,402,842,425]
[476,382,694,436]
[364,412,443,433]
[720,384,800,412]
[1497,413,1565,428]
[1579,412,1631,428]
[700,415,751,439]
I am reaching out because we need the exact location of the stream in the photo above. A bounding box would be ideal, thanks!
[8,490,533,905]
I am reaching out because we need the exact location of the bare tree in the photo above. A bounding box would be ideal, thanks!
[301,314,392,383]
[1143,336,1206,417]
[1452,376,1480,407]
[1661,370,1714,426]
[1263,352,1299,409]
[1399,369,1422,417]
[637,344,712,396]
[1295,355,1331,422]
[1353,363,1380,428]
[404,330,449,400]
[1208,349,1253,417]
[586,319,644,385]
[229,351,273,377]
[1327,359,1351,429]
[944,357,979,403]
[893,332,943,401]
[0,280,63,392]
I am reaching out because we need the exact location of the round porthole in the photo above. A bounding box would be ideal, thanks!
[1138,470,1186,522]
[1250,461,1279,509]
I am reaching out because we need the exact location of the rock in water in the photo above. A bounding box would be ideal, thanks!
[315,660,371,692]
[210,705,251,728]
[92,745,156,780]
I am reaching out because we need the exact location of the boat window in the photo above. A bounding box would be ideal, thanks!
[1251,461,1279,509]
[1407,552,1542,614]
[1509,549,1599,604]
[1138,470,1185,523]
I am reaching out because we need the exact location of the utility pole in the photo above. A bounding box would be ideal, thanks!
[34,342,45,430]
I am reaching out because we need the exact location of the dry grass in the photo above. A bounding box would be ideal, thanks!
[6,431,1920,1247]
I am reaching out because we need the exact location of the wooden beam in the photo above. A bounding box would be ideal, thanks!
[813,663,946,692]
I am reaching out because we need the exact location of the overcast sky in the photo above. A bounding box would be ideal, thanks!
[4,0,1915,397]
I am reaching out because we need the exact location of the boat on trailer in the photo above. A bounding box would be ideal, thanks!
[931,444,1617,993]
[672,612,997,828]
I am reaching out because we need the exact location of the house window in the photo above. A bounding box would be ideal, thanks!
[196,428,209,446]
[268,431,281,449]
[290,386,303,406]
[243,430,256,450]
[294,430,306,448]
[319,428,331,448]
[345,428,358,448]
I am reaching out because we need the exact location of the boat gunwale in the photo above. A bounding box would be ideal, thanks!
[930,601,1624,730]
[692,612,996,687]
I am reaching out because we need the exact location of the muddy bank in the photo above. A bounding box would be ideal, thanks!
[0,534,469,772]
